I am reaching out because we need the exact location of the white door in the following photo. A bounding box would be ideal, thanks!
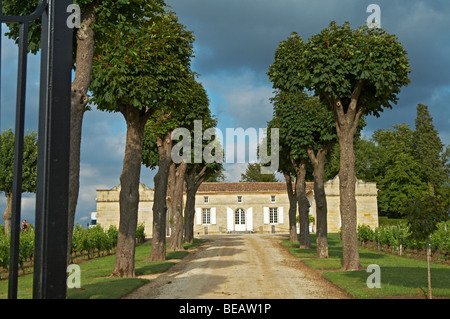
[234,208,246,232]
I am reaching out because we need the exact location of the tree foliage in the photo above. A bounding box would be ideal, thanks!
[405,194,449,242]
[270,90,336,160]
[2,0,166,58]
[372,124,428,215]
[1,128,38,232]
[240,162,279,182]
[90,5,194,114]
[327,105,449,217]
[0,128,38,195]
[414,104,447,192]
[268,24,411,118]
[141,78,214,169]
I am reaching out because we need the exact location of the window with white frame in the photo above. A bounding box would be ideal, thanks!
[202,208,211,225]
[269,207,278,224]
[204,196,209,204]
[235,208,245,225]
[271,195,276,203]
[237,196,242,203]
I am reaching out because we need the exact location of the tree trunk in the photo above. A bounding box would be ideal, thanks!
[338,130,362,270]
[168,162,187,251]
[67,4,96,265]
[184,168,197,244]
[148,132,172,261]
[111,107,147,277]
[327,83,364,271]
[184,165,208,243]
[308,147,330,259]
[2,192,12,234]
[183,185,196,244]
[284,172,298,243]
[294,159,311,249]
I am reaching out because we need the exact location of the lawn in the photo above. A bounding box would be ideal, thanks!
[0,239,202,299]
[282,234,450,299]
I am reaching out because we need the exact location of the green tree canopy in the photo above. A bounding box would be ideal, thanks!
[268,22,411,271]
[270,90,337,160]
[414,104,447,192]
[90,8,194,114]
[240,162,279,182]
[0,129,38,195]
[268,24,411,119]
[142,78,214,169]
[1,129,38,232]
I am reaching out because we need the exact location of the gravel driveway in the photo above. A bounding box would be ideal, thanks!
[123,234,349,299]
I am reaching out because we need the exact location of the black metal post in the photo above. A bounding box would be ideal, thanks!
[32,0,73,299]
[0,1,2,133]
[7,21,29,300]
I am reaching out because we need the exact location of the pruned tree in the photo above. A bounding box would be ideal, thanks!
[269,90,337,256]
[268,23,411,270]
[142,78,215,258]
[0,129,38,234]
[183,116,224,244]
[142,117,172,261]
[168,80,218,252]
[266,98,312,248]
[89,5,194,276]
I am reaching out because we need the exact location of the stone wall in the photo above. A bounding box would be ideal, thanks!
[323,176,379,232]
[96,183,154,237]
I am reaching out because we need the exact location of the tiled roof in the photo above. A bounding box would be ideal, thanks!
[197,182,314,194]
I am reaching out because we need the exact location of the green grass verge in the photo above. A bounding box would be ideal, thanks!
[282,233,450,299]
[0,239,202,299]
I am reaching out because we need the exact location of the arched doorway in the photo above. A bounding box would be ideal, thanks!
[234,208,246,232]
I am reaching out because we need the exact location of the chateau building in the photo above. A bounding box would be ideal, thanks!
[95,176,378,238]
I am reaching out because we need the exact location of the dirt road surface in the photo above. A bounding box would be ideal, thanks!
[123,234,349,299]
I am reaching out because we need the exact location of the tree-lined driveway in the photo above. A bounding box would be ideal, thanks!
[124,234,349,299]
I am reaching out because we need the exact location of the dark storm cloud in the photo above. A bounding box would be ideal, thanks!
[169,0,450,83]
[168,0,366,76]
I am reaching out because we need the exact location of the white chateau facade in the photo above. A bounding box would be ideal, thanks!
[96,176,378,238]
